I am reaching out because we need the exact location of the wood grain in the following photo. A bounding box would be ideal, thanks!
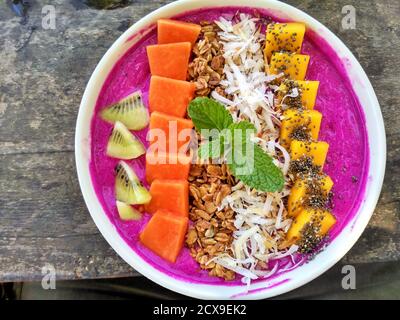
[0,0,398,281]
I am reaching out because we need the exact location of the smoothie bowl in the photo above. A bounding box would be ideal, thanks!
[75,0,385,299]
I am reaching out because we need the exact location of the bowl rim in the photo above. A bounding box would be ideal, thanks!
[75,0,386,299]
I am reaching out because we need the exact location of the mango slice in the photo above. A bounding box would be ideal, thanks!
[264,22,306,61]
[288,175,333,217]
[278,80,320,109]
[290,140,329,169]
[269,52,310,80]
[280,109,322,147]
[298,81,320,109]
[287,208,336,242]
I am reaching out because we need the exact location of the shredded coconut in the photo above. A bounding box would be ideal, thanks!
[211,14,296,283]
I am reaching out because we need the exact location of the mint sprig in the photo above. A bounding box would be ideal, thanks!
[228,144,284,192]
[188,97,284,192]
[198,138,224,159]
[228,121,256,143]
[187,97,233,131]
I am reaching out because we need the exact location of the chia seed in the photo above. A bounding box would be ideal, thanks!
[289,156,321,178]
[303,177,330,210]
[297,221,323,254]
[282,79,303,109]
[290,126,311,141]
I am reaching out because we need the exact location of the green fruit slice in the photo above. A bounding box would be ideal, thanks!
[116,201,142,221]
[106,121,145,159]
[101,91,149,130]
[115,161,151,205]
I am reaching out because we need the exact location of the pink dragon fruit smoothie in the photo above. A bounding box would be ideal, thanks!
[89,7,369,285]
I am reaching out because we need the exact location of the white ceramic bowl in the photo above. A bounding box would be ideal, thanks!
[75,0,386,299]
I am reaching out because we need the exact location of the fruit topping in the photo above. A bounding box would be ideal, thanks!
[140,209,188,263]
[146,42,192,81]
[116,200,142,221]
[157,19,201,47]
[101,91,149,130]
[115,161,151,205]
[106,121,145,159]
[149,75,196,117]
[264,22,306,61]
[269,52,310,80]
[145,179,189,217]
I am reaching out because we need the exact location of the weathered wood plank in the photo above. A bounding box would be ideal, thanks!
[0,151,139,281]
[0,0,398,281]
[0,0,172,155]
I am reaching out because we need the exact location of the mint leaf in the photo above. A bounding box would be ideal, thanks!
[187,97,284,192]
[228,121,256,133]
[225,121,256,166]
[227,144,284,192]
[228,121,256,144]
[198,138,224,159]
[188,97,233,132]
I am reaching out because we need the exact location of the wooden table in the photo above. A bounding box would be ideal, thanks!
[0,0,398,283]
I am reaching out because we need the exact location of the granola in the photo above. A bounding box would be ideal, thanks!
[188,21,225,97]
[186,164,236,280]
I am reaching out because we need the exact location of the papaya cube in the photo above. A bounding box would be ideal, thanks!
[280,109,322,147]
[146,42,191,80]
[145,152,192,183]
[140,210,188,263]
[288,175,334,217]
[264,22,306,61]
[145,179,189,217]
[287,208,336,242]
[269,52,310,80]
[290,140,330,168]
[149,75,196,118]
[157,19,201,48]
[148,111,194,153]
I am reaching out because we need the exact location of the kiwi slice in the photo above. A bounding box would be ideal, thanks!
[116,201,142,221]
[101,91,149,130]
[106,121,145,159]
[115,161,151,205]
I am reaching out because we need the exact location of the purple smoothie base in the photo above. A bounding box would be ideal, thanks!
[89,6,370,286]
